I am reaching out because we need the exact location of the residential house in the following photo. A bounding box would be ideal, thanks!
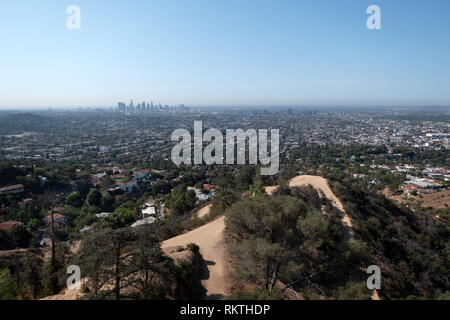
[133,169,150,180]
[141,206,156,218]
[42,214,66,227]
[95,212,112,218]
[118,180,138,193]
[0,221,24,231]
[79,225,94,233]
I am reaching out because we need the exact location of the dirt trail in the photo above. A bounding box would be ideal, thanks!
[371,289,380,300]
[40,284,84,300]
[162,213,230,299]
[195,204,212,219]
[266,175,355,240]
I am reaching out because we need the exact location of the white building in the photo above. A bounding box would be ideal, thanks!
[141,206,156,218]
[95,212,112,218]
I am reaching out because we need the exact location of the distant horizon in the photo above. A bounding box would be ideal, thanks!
[1,102,449,111]
[1,1,450,108]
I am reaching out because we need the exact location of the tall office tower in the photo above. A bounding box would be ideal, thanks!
[141,102,146,111]
[128,99,135,112]
[136,103,141,111]
[117,102,126,112]
[159,104,162,110]
[146,102,150,110]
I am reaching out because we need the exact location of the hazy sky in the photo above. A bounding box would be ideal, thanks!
[1,0,449,108]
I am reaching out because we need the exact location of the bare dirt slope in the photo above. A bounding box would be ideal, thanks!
[162,215,230,299]
[383,188,450,211]
[40,285,84,300]
[266,175,355,240]
[195,204,213,219]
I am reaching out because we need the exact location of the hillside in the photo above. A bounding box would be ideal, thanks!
[162,213,231,299]
[266,175,355,240]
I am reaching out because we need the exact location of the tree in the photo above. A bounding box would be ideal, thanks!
[87,188,102,207]
[76,227,177,300]
[275,179,290,196]
[225,194,309,294]
[166,184,196,216]
[20,253,42,299]
[99,175,115,188]
[236,166,255,190]
[20,202,42,224]
[0,268,16,300]
[27,218,41,233]
[297,210,329,249]
[210,189,239,214]
[66,192,83,208]
[0,162,24,186]
[99,207,137,229]
[42,256,62,296]
[101,192,115,212]
[9,224,32,248]
[74,174,93,198]
[334,282,371,300]
[0,230,13,250]
[249,180,265,198]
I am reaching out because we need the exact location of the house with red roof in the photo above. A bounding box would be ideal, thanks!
[0,221,24,231]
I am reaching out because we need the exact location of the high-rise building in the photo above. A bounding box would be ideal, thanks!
[117,102,126,112]
[128,100,135,112]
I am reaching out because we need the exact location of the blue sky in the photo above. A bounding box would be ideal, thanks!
[1,0,449,108]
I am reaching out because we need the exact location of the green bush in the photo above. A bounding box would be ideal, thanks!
[0,268,16,300]
[187,242,199,253]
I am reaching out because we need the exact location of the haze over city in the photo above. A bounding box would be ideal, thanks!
[1,0,450,108]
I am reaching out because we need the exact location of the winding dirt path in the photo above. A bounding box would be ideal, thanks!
[195,204,212,219]
[162,213,230,299]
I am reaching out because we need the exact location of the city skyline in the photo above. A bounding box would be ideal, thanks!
[1,0,450,108]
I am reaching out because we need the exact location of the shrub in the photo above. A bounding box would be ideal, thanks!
[187,243,199,253]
